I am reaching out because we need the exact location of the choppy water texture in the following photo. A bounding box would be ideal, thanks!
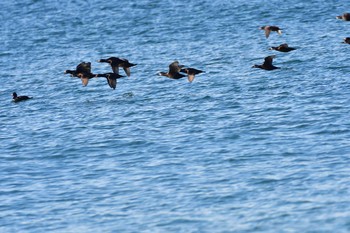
[1,0,350,232]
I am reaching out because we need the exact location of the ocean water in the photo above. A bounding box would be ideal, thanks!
[1,0,350,232]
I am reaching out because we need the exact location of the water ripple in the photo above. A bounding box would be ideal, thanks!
[1,0,350,232]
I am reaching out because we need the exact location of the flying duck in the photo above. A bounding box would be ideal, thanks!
[180,67,204,82]
[65,62,91,77]
[336,13,350,21]
[252,55,280,70]
[12,92,32,102]
[98,57,136,76]
[260,25,282,38]
[95,73,124,90]
[65,62,96,86]
[269,43,296,52]
[158,61,186,79]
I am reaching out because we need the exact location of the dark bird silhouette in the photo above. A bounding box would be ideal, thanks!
[95,73,124,90]
[260,25,282,38]
[342,37,350,44]
[252,55,280,70]
[269,43,296,52]
[158,61,186,79]
[12,92,32,102]
[65,62,96,86]
[336,13,350,21]
[77,72,96,86]
[180,67,204,82]
[65,62,90,77]
[98,57,136,76]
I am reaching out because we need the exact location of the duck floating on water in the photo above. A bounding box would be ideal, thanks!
[12,92,32,102]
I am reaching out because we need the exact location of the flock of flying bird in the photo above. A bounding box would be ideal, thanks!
[65,57,137,90]
[11,12,350,102]
[252,12,350,71]
[63,57,204,90]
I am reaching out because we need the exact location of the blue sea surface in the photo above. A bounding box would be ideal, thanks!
[1,0,350,232]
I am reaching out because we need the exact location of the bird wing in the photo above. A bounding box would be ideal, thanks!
[112,65,119,74]
[169,61,183,73]
[187,74,195,83]
[77,62,91,73]
[107,76,117,89]
[78,72,94,86]
[264,28,271,38]
[81,77,89,86]
[123,67,131,77]
[263,55,275,66]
